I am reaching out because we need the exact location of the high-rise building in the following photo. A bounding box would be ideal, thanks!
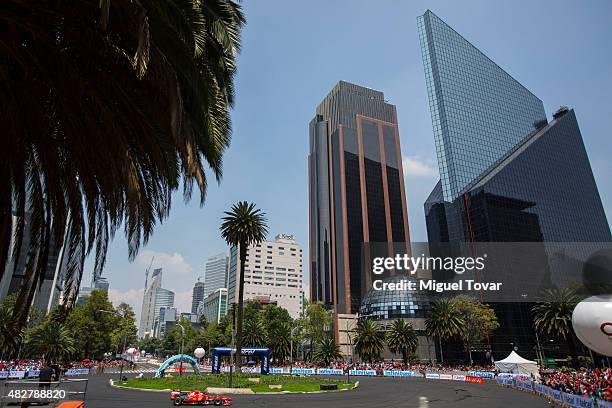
[93,277,109,293]
[198,288,228,324]
[0,211,69,314]
[153,287,175,324]
[418,11,611,360]
[309,81,411,315]
[139,268,164,339]
[191,280,205,314]
[153,306,177,338]
[204,253,229,295]
[417,10,547,202]
[426,109,611,244]
[228,234,303,319]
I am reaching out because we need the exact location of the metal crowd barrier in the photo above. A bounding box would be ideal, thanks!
[0,378,88,407]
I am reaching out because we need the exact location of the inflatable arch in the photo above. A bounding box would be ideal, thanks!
[155,354,199,378]
[211,347,270,374]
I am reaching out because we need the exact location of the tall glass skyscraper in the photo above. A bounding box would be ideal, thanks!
[417,10,547,201]
[418,11,611,361]
[309,81,411,315]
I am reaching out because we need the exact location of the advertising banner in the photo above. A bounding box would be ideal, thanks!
[465,376,485,384]
[453,375,467,381]
[598,400,612,408]
[26,370,40,378]
[562,392,595,408]
[8,371,26,379]
[269,368,284,374]
[348,369,377,376]
[468,371,495,379]
[439,374,453,380]
[65,368,90,376]
[290,368,315,375]
[316,368,344,375]
[0,371,8,379]
[383,370,416,377]
[516,379,533,391]
[425,373,440,380]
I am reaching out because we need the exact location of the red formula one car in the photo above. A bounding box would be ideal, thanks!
[170,390,233,406]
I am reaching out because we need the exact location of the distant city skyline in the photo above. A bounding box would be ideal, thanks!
[91,1,611,326]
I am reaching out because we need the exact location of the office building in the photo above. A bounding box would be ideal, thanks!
[153,306,177,338]
[309,81,411,315]
[418,11,611,361]
[198,288,228,324]
[191,280,205,314]
[139,268,176,339]
[76,286,93,305]
[204,253,229,295]
[425,108,611,244]
[0,211,70,314]
[93,277,109,293]
[228,234,304,319]
[417,10,547,202]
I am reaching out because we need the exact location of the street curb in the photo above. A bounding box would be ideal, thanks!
[109,379,170,393]
[108,379,358,395]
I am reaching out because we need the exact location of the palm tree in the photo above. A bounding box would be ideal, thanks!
[27,323,75,363]
[267,321,291,363]
[1,0,246,329]
[242,317,267,347]
[220,201,268,373]
[313,337,343,367]
[386,319,419,365]
[354,319,385,363]
[425,299,464,364]
[532,288,581,367]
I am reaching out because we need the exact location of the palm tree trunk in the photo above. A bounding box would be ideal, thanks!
[438,337,444,364]
[234,243,247,374]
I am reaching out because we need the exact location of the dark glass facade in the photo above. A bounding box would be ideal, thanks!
[424,109,611,360]
[309,81,411,315]
[417,10,547,202]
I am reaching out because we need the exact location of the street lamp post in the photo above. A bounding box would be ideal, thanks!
[289,325,300,375]
[345,319,352,384]
[176,323,185,376]
[99,309,129,383]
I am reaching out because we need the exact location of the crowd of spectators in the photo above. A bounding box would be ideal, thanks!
[539,367,612,401]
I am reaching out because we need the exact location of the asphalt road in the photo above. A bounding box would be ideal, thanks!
[76,374,552,408]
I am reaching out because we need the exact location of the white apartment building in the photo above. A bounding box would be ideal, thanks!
[228,234,303,319]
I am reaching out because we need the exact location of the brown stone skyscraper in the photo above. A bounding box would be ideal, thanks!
[309,81,410,315]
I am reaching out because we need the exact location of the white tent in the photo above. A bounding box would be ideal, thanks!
[494,351,540,378]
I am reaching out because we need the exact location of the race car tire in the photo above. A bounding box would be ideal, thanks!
[173,396,183,406]
[214,399,222,406]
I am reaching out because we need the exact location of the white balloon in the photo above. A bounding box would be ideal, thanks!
[194,347,206,359]
[572,295,612,357]
[126,347,138,355]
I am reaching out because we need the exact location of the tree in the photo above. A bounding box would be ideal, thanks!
[26,321,75,363]
[0,295,21,359]
[242,316,267,347]
[1,0,246,330]
[354,319,385,363]
[300,301,332,361]
[313,337,343,367]
[386,319,419,365]
[64,290,117,359]
[163,318,199,356]
[452,296,499,365]
[425,298,464,364]
[137,337,162,357]
[220,201,268,373]
[110,303,138,353]
[532,288,581,367]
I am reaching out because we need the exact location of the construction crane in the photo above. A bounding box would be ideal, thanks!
[144,256,155,289]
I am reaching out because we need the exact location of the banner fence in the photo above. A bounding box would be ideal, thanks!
[496,375,610,408]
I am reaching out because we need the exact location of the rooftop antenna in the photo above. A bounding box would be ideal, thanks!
[144,256,155,289]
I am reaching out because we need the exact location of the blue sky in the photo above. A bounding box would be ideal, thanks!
[99,0,612,320]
